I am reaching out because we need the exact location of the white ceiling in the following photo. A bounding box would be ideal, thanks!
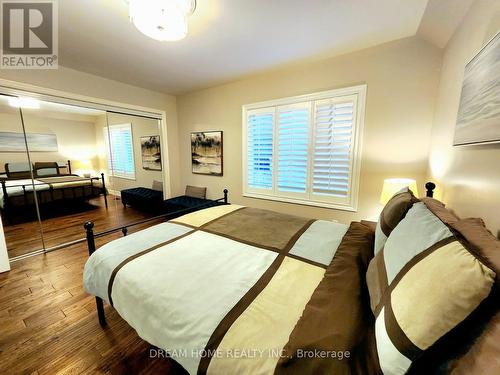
[417,0,474,48]
[59,0,430,94]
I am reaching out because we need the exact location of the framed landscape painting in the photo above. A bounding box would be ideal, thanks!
[191,131,223,176]
[454,32,500,145]
[0,132,58,152]
[141,135,162,171]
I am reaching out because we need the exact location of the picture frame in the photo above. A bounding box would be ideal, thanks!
[140,135,162,171]
[454,31,500,146]
[0,132,58,152]
[191,131,223,176]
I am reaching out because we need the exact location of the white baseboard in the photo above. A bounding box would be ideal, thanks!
[0,217,11,273]
[107,189,121,197]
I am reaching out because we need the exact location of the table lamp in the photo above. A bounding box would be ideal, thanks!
[380,178,418,205]
[77,159,93,178]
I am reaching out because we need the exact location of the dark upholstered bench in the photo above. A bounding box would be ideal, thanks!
[161,195,222,217]
[161,185,222,218]
[121,187,163,213]
[121,184,218,217]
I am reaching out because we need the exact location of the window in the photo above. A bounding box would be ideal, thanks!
[104,123,136,180]
[243,85,366,211]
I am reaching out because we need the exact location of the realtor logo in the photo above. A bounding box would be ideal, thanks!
[1,0,58,69]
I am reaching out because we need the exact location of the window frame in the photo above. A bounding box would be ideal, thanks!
[103,123,136,181]
[242,84,366,212]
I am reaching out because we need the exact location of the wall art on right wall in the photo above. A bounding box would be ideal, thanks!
[454,31,500,146]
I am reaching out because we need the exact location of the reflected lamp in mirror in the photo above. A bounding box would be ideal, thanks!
[76,159,93,178]
[380,178,418,205]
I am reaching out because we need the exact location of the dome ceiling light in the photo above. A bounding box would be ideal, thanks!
[129,0,196,42]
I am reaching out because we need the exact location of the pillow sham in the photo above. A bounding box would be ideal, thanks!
[366,202,496,375]
[185,185,206,199]
[374,187,418,255]
[421,197,459,226]
[408,217,500,375]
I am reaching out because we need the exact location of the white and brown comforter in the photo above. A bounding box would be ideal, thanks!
[83,205,378,374]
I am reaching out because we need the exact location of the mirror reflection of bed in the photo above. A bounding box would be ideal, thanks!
[0,95,165,260]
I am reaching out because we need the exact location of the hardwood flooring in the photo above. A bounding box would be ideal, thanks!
[4,196,157,258]
[0,224,187,374]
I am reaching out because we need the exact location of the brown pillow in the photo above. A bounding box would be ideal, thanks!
[451,218,500,278]
[185,185,206,199]
[408,217,500,375]
[5,162,33,178]
[367,202,496,375]
[152,180,163,192]
[421,197,460,226]
[34,162,59,177]
[374,187,419,254]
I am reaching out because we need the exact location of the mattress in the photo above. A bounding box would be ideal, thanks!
[0,179,49,208]
[0,175,103,208]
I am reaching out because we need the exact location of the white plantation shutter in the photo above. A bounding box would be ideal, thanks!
[277,104,310,195]
[243,85,365,210]
[312,96,356,201]
[246,110,274,190]
[104,124,136,179]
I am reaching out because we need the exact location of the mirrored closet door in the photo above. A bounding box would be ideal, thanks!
[22,100,109,251]
[0,90,165,261]
[0,94,45,258]
[104,112,165,233]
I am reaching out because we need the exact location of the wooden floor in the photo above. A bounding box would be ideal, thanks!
[4,196,156,258]
[0,225,187,374]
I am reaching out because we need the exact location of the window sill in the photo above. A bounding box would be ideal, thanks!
[111,174,136,181]
[243,192,357,212]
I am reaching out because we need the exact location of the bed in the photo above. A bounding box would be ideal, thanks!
[82,185,500,375]
[0,160,107,223]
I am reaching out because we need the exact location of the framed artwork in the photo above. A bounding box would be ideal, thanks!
[454,31,500,145]
[191,131,223,176]
[140,135,162,171]
[0,132,58,152]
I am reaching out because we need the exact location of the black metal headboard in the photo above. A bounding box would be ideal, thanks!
[425,182,436,198]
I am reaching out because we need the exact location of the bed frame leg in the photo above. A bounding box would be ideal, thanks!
[85,221,107,326]
[95,297,106,326]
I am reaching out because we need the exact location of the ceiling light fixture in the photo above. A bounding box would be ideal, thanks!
[8,97,40,109]
[129,0,196,42]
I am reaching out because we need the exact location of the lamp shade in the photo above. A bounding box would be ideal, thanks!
[380,178,418,205]
[76,159,92,170]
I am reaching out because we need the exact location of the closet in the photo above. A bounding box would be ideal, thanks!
[0,90,165,261]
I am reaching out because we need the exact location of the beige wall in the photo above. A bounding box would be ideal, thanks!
[0,66,180,196]
[0,109,99,173]
[177,36,442,223]
[427,0,500,236]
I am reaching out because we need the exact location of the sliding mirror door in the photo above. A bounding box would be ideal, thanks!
[0,89,165,259]
[0,94,45,258]
[21,99,108,251]
[104,112,165,233]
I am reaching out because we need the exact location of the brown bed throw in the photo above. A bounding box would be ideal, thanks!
[276,221,380,375]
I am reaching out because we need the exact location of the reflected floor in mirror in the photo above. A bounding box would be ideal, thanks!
[3,196,160,258]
